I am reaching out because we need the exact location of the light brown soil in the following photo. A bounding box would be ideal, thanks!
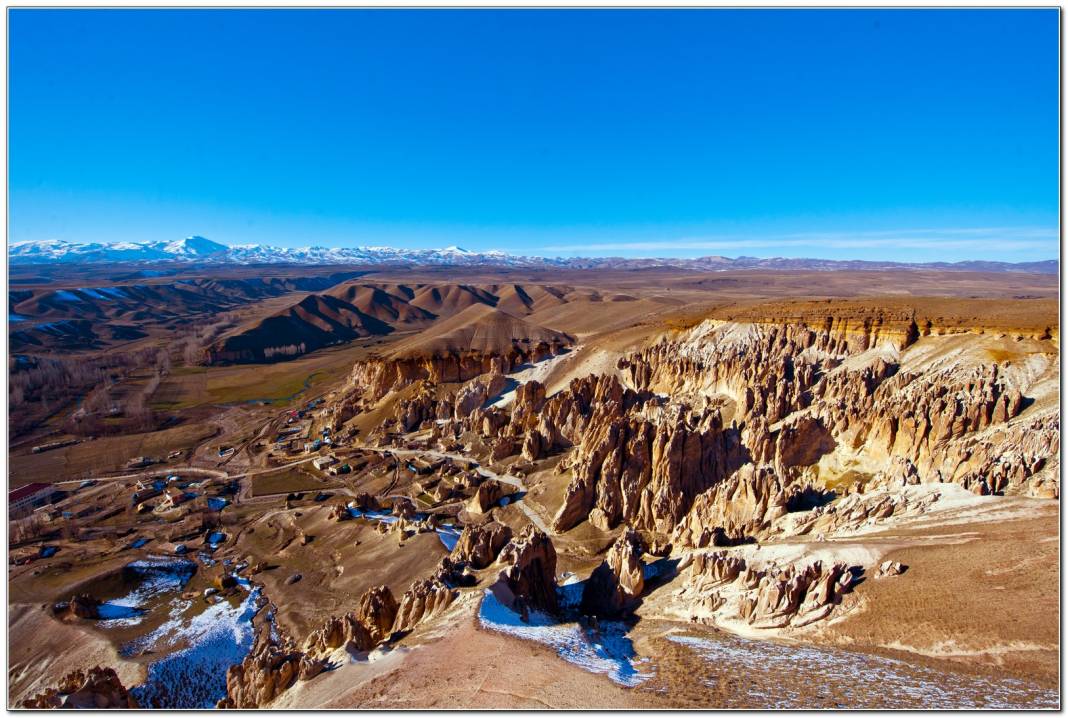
[7,603,147,707]
[821,505,1060,685]
[230,504,450,640]
[297,606,668,709]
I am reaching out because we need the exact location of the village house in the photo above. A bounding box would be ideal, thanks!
[9,483,56,518]
[159,487,194,511]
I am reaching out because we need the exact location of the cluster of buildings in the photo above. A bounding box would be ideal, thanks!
[9,482,58,518]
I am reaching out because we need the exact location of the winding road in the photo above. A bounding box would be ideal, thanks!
[55,437,551,536]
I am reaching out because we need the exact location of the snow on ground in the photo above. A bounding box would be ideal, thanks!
[96,286,130,299]
[435,524,462,552]
[488,348,582,408]
[128,585,261,708]
[207,497,230,511]
[478,590,653,687]
[347,507,399,524]
[96,559,196,628]
[349,507,461,551]
[668,633,1058,709]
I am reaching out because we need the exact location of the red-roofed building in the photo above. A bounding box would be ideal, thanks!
[9,483,56,517]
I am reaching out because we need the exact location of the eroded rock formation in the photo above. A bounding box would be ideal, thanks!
[581,527,646,616]
[52,593,101,621]
[450,521,513,569]
[682,551,857,629]
[673,464,796,547]
[466,480,509,514]
[497,525,559,614]
[393,578,457,633]
[305,585,399,656]
[219,641,325,709]
[554,403,745,534]
[22,666,138,709]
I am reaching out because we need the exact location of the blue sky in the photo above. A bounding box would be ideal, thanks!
[9,9,1059,261]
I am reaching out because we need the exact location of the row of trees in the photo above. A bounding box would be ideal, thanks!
[263,342,308,360]
[9,346,172,438]
[174,314,241,366]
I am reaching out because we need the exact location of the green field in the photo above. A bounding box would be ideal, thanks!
[151,341,377,410]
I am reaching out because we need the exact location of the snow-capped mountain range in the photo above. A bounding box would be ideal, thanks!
[7,236,1058,274]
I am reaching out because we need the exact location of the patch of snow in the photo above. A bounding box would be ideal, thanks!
[489,348,581,408]
[96,559,196,629]
[669,633,1057,709]
[435,525,462,552]
[478,590,652,687]
[347,507,400,524]
[96,286,130,299]
[129,585,261,708]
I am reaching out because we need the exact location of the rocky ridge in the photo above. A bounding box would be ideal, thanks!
[21,667,138,709]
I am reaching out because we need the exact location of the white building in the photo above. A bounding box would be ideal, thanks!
[9,483,56,517]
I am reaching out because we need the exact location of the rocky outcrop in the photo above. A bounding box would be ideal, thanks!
[581,527,646,616]
[554,403,746,534]
[870,456,922,489]
[509,380,547,423]
[875,560,907,579]
[771,415,836,472]
[21,666,138,709]
[466,480,509,514]
[219,641,325,709]
[497,526,559,614]
[521,431,548,462]
[391,497,418,519]
[305,585,399,656]
[779,486,941,537]
[621,321,832,425]
[351,492,381,511]
[392,577,457,633]
[327,503,351,522]
[455,373,508,418]
[396,381,448,432]
[741,560,853,628]
[357,585,400,642]
[432,556,477,587]
[349,341,568,404]
[509,375,646,454]
[450,521,513,569]
[616,317,1057,498]
[52,593,101,620]
[673,464,800,547]
[683,551,856,629]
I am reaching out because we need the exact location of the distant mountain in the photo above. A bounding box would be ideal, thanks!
[8,237,1058,274]
[9,236,229,264]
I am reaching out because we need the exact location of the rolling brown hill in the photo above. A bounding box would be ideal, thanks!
[206,295,396,363]
[205,282,585,364]
[383,303,573,359]
[8,273,362,353]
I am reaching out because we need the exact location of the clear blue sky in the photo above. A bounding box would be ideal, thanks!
[9,9,1059,261]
